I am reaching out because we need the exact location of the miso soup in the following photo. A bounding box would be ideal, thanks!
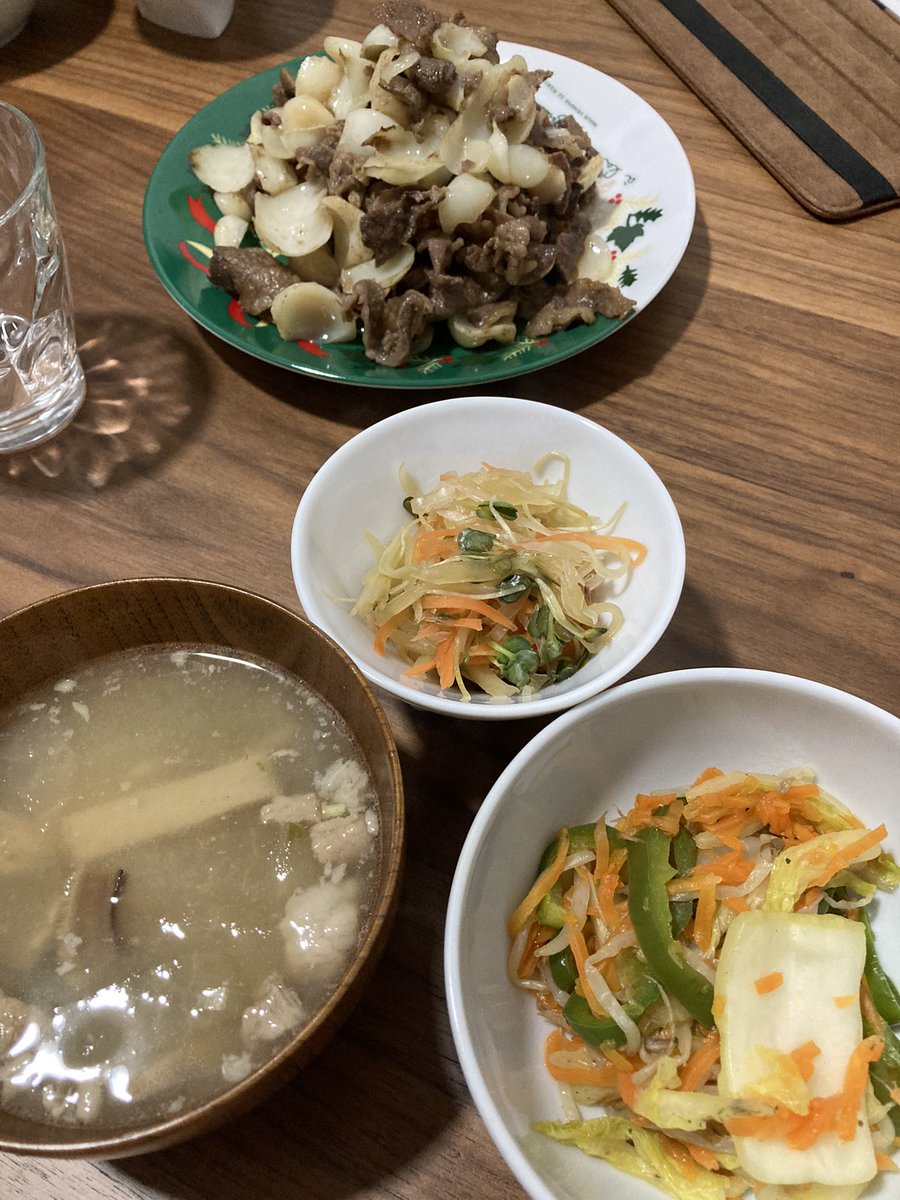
[0,647,380,1127]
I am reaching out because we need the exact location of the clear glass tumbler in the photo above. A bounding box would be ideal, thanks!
[0,103,85,452]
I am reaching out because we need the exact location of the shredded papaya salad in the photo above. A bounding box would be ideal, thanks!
[351,458,645,699]
[508,768,900,1200]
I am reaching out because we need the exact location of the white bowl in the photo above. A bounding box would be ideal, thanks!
[291,397,684,720]
[444,668,900,1200]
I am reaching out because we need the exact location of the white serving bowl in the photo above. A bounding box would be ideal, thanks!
[291,396,684,720]
[444,668,900,1200]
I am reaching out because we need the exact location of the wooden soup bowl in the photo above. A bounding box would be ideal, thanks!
[0,578,404,1158]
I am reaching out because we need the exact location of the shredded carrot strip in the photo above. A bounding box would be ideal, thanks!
[412,526,457,563]
[508,829,570,938]
[680,1030,720,1092]
[593,821,610,879]
[876,1153,899,1172]
[531,532,648,563]
[723,896,750,913]
[789,1041,821,1083]
[726,1037,881,1148]
[543,1028,617,1087]
[754,972,784,995]
[835,1036,882,1140]
[693,875,718,954]
[402,656,438,677]
[516,923,555,979]
[833,995,856,1009]
[373,609,408,655]
[807,825,887,888]
[435,633,456,689]
[567,919,604,1017]
[662,1136,698,1179]
[685,1142,720,1172]
[691,767,725,787]
[617,1069,639,1109]
[421,594,516,629]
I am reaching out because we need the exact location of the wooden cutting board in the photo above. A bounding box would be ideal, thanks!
[606,0,900,219]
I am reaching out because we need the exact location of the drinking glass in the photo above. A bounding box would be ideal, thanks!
[0,103,85,452]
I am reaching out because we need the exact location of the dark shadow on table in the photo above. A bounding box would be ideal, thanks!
[0,313,210,493]
[135,0,336,63]
[0,0,113,83]
[193,203,711,434]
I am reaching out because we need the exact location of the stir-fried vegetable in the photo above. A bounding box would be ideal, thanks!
[352,458,646,698]
[509,768,900,1200]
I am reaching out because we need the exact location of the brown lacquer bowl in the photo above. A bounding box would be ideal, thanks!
[0,578,404,1158]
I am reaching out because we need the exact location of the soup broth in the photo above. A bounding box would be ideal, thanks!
[0,646,380,1127]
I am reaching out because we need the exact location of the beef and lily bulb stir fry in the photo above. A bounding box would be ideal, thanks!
[189,1,636,366]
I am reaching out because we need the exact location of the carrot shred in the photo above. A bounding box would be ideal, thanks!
[726,1037,880,1149]
[876,1153,899,1172]
[508,829,570,938]
[544,1028,617,1087]
[516,922,556,979]
[680,1030,720,1092]
[685,1142,720,1172]
[693,875,718,954]
[435,633,456,689]
[789,1041,821,1083]
[754,972,784,995]
[807,825,887,888]
[421,594,516,629]
[402,656,438,677]
[723,896,750,913]
[373,609,408,655]
[833,995,857,1009]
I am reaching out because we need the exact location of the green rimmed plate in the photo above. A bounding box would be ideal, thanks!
[142,42,695,388]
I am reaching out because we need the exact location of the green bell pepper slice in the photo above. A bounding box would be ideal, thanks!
[626,825,715,1027]
[563,976,661,1048]
[535,823,627,928]
[859,905,900,1025]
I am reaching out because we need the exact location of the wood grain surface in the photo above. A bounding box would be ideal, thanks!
[0,0,898,1196]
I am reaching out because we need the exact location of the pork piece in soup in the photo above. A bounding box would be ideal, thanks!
[0,647,380,1127]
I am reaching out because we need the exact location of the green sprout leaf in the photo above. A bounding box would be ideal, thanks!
[492,634,540,689]
[498,572,531,603]
[457,528,495,555]
[475,500,518,520]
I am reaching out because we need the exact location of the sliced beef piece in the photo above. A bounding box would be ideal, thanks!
[554,213,590,282]
[271,67,297,107]
[295,122,343,177]
[424,235,457,275]
[360,185,444,264]
[407,55,457,99]
[523,279,635,337]
[327,146,371,201]
[457,216,556,289]
[353,279,433,367]
[427,272,489,319]
[453,12,500,62]
[382,73,428,127]
[375,0,444,52]
[208,248,297,317]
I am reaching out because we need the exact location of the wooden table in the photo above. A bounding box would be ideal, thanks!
[1,0,898,1195]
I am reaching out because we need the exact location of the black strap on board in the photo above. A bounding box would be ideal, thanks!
[655,0,898,207]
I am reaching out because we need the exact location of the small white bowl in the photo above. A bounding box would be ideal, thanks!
[444,668,900,1200]
[291,396,684,720]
